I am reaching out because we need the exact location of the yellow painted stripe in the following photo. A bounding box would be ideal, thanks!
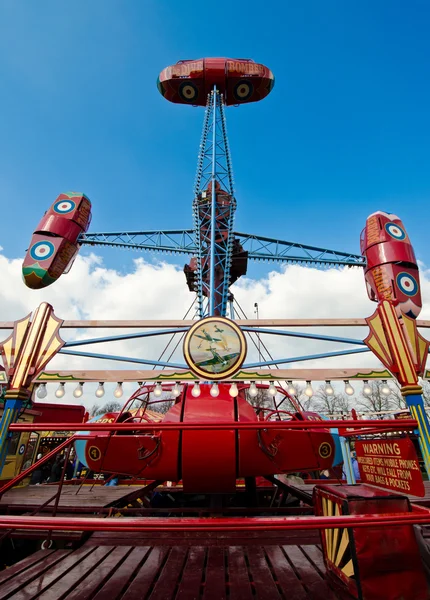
[335,529,349,567]
[342,559,354,578]
[331,503,341,563]
[326,499,333,559]
[381,302,416,383]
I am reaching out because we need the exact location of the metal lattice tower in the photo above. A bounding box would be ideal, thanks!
[191,89,237,318]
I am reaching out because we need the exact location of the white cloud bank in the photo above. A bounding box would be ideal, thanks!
[0,250,429,408]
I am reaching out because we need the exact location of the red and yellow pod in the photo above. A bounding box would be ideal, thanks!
[157,58,274,106]
[361,211,422,318]
[22,192,92,289]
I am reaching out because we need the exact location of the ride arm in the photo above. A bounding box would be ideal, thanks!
[78,230,197,255]
[235,232,366,267]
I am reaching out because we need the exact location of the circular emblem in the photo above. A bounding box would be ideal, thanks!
[385,222,406,240]
[319,442,332,459]
[396,272,418,296]
[30,240,55,261]
[53,199,76,214]
[179,81,198,103]
[234,80,253,101]
[183,317,247,380]
[88,446,101,461]
[18,444,26,455]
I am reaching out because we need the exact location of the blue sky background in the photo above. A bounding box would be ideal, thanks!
[0,0,429,281]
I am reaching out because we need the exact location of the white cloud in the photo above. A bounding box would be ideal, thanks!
[1,250,429,410]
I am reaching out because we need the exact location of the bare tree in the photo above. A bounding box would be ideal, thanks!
[357,380,405,413]
[245,387,273,411]
[94,400,123,416]
[311,384,351,415]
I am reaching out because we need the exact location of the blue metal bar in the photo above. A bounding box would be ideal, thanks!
[0,399,24,476]
[209,88,217,316]
[241,327,366,346]
[64,328,188,348]
[58,349,187,369]
[243,347,371,369]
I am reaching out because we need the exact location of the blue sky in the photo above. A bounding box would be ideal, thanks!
[0,0,429,281]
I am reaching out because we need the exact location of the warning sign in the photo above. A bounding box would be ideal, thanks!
[355,438,425,497]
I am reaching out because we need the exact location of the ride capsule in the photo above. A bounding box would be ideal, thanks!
[22,192,92,289]
[360,211,422,318]
[157,58,275,106]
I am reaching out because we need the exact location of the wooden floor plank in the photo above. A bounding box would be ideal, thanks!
[60,546,132,600]
[176,546,205,600]
[202,547,226,600]
[227,547,253,600]
[149,546,188,600]
[0,549,55,585]
[92,547,151,600]
[300,545,327,576]
[36,546,115,600]
[246,546,281,600]
[265,546,307,600]
[121,546,169,600]
[283,546,337,600]
[0,551,69,599]
[9,546,96,600]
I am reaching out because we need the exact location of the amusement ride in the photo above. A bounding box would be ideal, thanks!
[0,58,429,599]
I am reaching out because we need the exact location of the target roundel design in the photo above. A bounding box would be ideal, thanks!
[396,272,418,296]
[179,81,198,103]
[385,222,406,240]
[233,80,254,101]
[30,240,55,262]
[53,200,76,214]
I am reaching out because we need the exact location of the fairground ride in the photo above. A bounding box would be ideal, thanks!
[0,58,429,599]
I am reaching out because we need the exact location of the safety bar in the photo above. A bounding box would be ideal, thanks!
[8,419,417,432]
[0,510,429,532]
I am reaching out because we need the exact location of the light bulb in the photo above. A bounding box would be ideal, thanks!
[287,381,296,395]
[249,382,258,397]
[55,383,65,398]
[114,383,123,399]
[268,382,277,396]
[363,380,372,396]
[229,382,239,397]
[154,383,163,397]
[191,382,201,397]
[172,383,181,397]
[344,380,354,396]
[210,383,219,397]
[325,381,334,396]
[73,383,84,398]
[305,381,313,398]
[381,380,390,396]
[95,383,105,398]
[37,384,47,399]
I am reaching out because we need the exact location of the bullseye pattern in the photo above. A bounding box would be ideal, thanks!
[30,241,55,261]
[53,200,76,214]
[234,80,253,101]
[396,272,418,296]
[385,222,406,240]
[179,82,198,102]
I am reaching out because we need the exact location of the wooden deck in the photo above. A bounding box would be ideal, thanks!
[0,484,148,512]
[0,542,341,600]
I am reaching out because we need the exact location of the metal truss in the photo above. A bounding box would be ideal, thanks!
[79,229,365,268]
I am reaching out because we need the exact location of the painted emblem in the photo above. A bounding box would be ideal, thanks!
[30,241,55,261]
[18,444,26,455]
[183,317,247,380]
[53,199,76,214]
[88,446,101,461]
[319,442,332,459]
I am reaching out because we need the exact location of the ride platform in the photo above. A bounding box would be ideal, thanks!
[0,540,340,600]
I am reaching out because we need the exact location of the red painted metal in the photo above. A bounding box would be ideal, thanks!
[360,211,422,318]
[181,385,236,492]
[0,510,429,532]
[315,484,427,600]
[9,418,417,431]
[22,192,92,289]
[157,58,275,106]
